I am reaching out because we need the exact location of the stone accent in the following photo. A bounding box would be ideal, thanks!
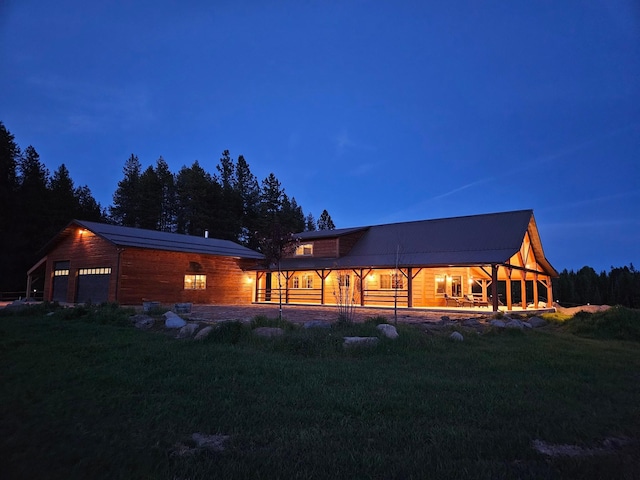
[376,324,399,339]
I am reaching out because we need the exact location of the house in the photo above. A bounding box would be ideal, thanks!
[27,209,557,312]
[254,209,558,312]
[27,220,264,305]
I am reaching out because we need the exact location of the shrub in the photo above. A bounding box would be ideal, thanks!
[250,314,296,331]
[564,305,640,341]
[207,320,247,344]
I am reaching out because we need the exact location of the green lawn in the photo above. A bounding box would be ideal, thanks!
[1,306,639,479]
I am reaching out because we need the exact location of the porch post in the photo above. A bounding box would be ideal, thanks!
[491,265,499,312]
[546,277,554,307]
[521,278,527,310]
[533,274,539,308]
[407,267,412,308]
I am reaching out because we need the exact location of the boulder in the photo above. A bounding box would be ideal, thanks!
[194,326,214,340]
[376,324,399,339]
[343,336,379,348]
[177,323,200,338]
[522,321,533,329]
[450,331,464,341]
[131,314,154,330]
[164,311,187,329]
[505,319,524,329]
[528,316,547,328]
[462,318,481,327]
[489,319,506,328]
[303,320,331,329]
[253,327,285,337]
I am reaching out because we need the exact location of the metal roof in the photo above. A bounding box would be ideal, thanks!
[279,210,557,276]
[72,220,265,259]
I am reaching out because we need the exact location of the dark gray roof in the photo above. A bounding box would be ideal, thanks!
[279,210,557,275]
[295,226,368,240]
[73,220,264,259]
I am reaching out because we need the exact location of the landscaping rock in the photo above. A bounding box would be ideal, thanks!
[142,301,160,313]
[376,324,399,339]
[164,311,187,329]
[253,327,285,337]
[439,315,450,324]
[343,336,379,348]
[528,316,547,328]
[450,331,464,341]
[174,302,192,314]
[177,322,199,338]
[131,314,154,330]
[194,326,214,340]
[489,319,506,328]
[462,318,481,327]
[522,321,533,329]
[505,319,524,329]
[303,320,331,329]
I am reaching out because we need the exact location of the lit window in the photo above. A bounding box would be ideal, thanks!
[54,269,69,276]
[338,274,350,288]
[303,274,313,289]
[435,276,445,295]
[380,272,403,289]
[291,275,300,289]
[184,274,206,290]
[78,268,111,275]
[295,244,313,256]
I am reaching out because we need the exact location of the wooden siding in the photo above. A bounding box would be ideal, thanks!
[308,238,338,258]
[42,228,119,303]
[117,248,255,305]
[40,226,258,305]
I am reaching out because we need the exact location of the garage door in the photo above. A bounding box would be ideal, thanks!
[52,261,70,303]
[76,267,111,304]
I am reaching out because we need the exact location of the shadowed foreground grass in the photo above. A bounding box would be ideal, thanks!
[1,307,639,479]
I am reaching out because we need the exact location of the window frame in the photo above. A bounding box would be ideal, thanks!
[184,274,206,290]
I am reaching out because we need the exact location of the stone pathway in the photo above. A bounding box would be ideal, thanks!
[188,304,474,325]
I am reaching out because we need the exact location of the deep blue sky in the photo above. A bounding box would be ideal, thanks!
[1,0,639,273]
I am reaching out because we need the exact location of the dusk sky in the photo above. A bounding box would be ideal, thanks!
[1,0,638,273]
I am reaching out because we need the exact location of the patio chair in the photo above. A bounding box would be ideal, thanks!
[444,294,463,307]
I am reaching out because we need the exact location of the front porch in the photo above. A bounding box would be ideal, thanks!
[252,263,555,313]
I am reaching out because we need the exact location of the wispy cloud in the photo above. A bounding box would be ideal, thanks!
[27,74,155,133]
[334,128,376,156]
[538,190,640,213]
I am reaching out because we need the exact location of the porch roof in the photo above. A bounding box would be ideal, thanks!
[278,210,558,276]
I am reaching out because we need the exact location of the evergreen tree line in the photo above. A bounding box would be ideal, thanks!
[0,121,335,292]
[0,122,104,291]
[553,265,640,309]
[109,151,335,251]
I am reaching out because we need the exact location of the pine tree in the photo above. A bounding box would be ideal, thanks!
[110,154,142,227]
[0,122,21,291]
[155,156,176,232]
[317,209,336,230]
[234,155,260,248]
[175,161,218,236]
[49,164,78,227]
[138,165,162,229]
[305,213,316,231]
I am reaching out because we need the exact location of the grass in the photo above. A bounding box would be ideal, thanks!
[1,305,639,479]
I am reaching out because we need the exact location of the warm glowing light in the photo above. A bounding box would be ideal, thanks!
[245,276,253,284]
[368,274,375,282]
